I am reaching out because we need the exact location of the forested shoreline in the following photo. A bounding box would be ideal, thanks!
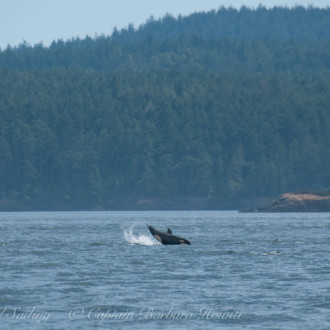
[0,7,330,210]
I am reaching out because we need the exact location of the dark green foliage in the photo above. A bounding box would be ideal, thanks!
[0,7,330,209]
[1,7,330,73]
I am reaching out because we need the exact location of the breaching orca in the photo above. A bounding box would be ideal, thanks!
[146,224,191,245]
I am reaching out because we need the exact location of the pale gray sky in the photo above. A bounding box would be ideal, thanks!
[0,0,328,49]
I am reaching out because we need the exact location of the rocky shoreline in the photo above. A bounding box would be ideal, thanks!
[240,192,330,212]
[1,192,329,212]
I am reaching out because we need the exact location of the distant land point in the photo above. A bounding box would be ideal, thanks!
[240,191,330,212]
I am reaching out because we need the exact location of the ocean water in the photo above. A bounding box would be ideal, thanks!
[0,211,329,329]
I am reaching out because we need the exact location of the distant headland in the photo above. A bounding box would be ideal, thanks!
[240,191,330,212]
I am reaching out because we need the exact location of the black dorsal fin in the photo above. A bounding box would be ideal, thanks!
[167,228,172,234]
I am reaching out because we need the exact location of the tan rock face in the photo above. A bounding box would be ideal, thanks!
[259,193,330,212]
[280,193,330,202]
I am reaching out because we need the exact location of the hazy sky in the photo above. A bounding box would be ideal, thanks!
[1,0,329,49]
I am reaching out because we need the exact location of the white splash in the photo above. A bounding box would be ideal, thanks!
[124,224,160,246]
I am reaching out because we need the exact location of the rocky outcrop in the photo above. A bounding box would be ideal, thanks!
[257,192,330,212]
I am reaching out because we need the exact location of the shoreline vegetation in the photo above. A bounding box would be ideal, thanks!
[1,7,330,211]
[1,191,330,212]
[0,196,272,212]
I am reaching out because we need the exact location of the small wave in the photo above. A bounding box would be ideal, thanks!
[261,251,283,255]
[271,238,282,243]
[89,242,102,246]
[124,224,160,246]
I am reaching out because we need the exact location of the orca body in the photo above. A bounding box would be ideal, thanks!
[146,224,191,245]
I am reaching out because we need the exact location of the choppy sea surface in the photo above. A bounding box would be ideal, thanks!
[0,211,329,329]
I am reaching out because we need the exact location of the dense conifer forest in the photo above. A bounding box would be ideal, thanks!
[0,6,330,210]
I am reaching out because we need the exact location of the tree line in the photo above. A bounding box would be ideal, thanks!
[0,6,330,209]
